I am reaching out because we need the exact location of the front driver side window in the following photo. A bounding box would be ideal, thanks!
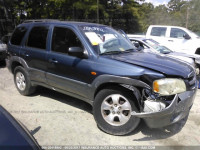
[52,27,83,54]
[170,28,188,38]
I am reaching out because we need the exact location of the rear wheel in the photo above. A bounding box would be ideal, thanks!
[14,66,36,96]
[93,87,140,135]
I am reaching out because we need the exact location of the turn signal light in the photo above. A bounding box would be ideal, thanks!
[91,72,97,76]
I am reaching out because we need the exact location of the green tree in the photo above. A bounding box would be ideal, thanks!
[138,2,154,32]
[187,0,200,33]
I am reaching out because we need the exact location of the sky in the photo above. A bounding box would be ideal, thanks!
[145,0,170,6]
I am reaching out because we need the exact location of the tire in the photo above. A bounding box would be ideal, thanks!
[14,66,36,96]
[93,86,140,135]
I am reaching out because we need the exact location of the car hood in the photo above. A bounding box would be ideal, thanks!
[167,52,200,65]
[106,51,194,78]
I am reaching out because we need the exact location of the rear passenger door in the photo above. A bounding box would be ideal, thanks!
[46,26,91,98]
[21,25,50,83]
[147,27,168,44]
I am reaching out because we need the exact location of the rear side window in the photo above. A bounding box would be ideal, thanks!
[52,27,83,54]
[11,26,27,45]
[27,26,49,50]
[150,27,167,37]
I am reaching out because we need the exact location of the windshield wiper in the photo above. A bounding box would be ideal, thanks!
[163,52,171,54]
[100,51,124,55]
[100,49,136,55]
[124,48,136,52]
[161,50,172,54]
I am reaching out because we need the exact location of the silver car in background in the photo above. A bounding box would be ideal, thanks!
[129,38,200,76]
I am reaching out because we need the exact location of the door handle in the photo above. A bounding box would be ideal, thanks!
[168,40,173,42]
[49,59,58,64]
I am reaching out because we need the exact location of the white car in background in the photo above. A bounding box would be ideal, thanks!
[128,25,200,55]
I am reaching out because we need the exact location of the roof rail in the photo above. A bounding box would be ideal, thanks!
[23,19,60,23]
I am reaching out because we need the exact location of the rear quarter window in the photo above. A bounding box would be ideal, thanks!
[150,27,167,37]
[11,26,27,45]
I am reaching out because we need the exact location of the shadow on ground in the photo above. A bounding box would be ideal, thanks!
[33,86,93,114]
[31,86,187,140]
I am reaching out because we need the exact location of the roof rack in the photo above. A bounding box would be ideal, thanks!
[23,19,60,23]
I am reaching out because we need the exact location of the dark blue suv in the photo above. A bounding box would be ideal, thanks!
[7,20,198,135]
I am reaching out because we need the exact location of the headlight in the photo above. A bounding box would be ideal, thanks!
[153,78,186,96]
[196,68,199,75]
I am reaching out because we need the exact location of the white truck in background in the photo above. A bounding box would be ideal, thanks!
[128,25,200,55]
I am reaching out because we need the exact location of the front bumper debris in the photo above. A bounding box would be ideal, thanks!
[131,89,197,128]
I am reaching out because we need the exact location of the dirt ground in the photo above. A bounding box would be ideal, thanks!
[0,63,200,149]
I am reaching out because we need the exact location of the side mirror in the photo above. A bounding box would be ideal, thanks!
[183,34,191,40]
[68,47,87,58]
[134,42,140,48]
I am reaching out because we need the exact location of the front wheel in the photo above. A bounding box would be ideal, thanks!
[93,87,140,135]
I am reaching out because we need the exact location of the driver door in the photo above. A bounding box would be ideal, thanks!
[46,26,92,98]
[166,27,192,53]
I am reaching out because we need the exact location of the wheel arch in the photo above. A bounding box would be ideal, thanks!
[91,75,151,109]
[94,83,143,110]
[11,61,23,74]
[195,48,200,55]
[94,83,122,98]
[10,56,29,74]
[92,75,150,97]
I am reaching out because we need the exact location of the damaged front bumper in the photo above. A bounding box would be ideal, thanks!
[131,89,197,128]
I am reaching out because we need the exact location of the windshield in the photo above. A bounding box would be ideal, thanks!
[79,25,135,54]
[143,39,172,54]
